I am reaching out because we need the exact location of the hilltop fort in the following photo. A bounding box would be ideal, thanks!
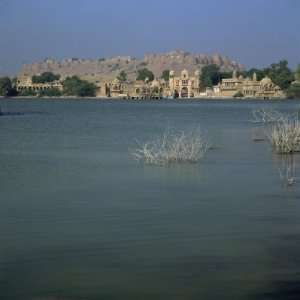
[19,50,243,82]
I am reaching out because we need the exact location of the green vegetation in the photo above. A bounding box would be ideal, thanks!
[0,77,12,96]
[3,59,299,99]
[139,62,148,67]
[200,65,233,89]
[241,68,265,81]
[161,70,170,81]
[32,72,60,84]
[233,91,244,98]
[295,64,300,82]
[0,77,18,96]
[240,61,294,91]
[264,60,294,90]
[243,61,294,90]
[136,68,154,82]
[287,64,300,99]
[200,64,221,88]
[287,83,300,99]
[117,71,127,82]
[62,76,97,97]
[38,88,62,97]
[198,60,297,94]
[18,89,37,97]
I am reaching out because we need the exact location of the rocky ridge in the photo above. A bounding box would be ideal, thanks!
[20,50,243,81]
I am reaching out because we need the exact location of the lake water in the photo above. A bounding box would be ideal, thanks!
[1,98,300,300]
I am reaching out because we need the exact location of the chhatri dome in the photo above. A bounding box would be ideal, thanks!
[181,69,189,79]
[260,76,272,86]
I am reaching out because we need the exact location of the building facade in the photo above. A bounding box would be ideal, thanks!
[215,71,284,99]
[168,70,201,98]
[16,70,285,99]
[16,75,63,93]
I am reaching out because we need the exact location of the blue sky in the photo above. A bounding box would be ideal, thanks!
[0,0,299,75]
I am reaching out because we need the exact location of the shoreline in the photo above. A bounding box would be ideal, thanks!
[0,96,289,101]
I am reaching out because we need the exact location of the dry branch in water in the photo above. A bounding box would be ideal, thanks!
[251,108,300,154]
[251,108,287,124]
[132,128,210,165]
[268,119,300,154]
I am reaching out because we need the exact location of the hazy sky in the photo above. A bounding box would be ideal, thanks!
[0,0,299,75]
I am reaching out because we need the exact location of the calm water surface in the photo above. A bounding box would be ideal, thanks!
[0,98,300,300]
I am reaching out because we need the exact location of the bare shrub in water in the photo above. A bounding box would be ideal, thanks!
[269,119,300,154]
[132,128,210,165]
[251,108,300,124]
[251,108,286,124]
[250,108,300,153]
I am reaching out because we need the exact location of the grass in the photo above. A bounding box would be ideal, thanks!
[132,128,210,165]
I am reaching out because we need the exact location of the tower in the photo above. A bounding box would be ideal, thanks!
[253,72,257,82]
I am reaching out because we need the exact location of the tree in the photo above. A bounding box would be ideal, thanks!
[136,68,154,82]
[219,71,233,80]
[39,88,62,97]
[295,64,300,82]
[233,91,244,98]
[117,71,127,82]
[161,70,170,81]
[287,83,300,99]
[32,72,60,84]
[242,68,266,81]
[0,77,12,96]
[62,76,97,97]
[18,89,37,97]
[200,64,221,89]
[264,60,294,90]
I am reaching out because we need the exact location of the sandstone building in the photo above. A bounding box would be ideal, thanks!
[16,69,284,99]
[16,75,63,93]
[167,69,201,98]
[214,71,284,99]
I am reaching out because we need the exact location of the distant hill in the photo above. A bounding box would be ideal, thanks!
[19,50,243,82]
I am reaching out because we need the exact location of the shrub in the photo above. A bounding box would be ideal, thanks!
[251,108,286,123]
[161,70,170,81]
[0,77,12,96]
[233,91,244,98]
[32,72,60,84]
[117,71,127,82]
[287,82,300,99]
[269,119,300,154]
[39,88,62,97]
[62,76,97,97]
[18,89,37,96]
[136,68,154,82]
[132,128,210,165]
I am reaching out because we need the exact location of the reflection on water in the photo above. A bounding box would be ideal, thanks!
[251,231,300,300]
[0,99,300,300]
[274,154,298,187]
